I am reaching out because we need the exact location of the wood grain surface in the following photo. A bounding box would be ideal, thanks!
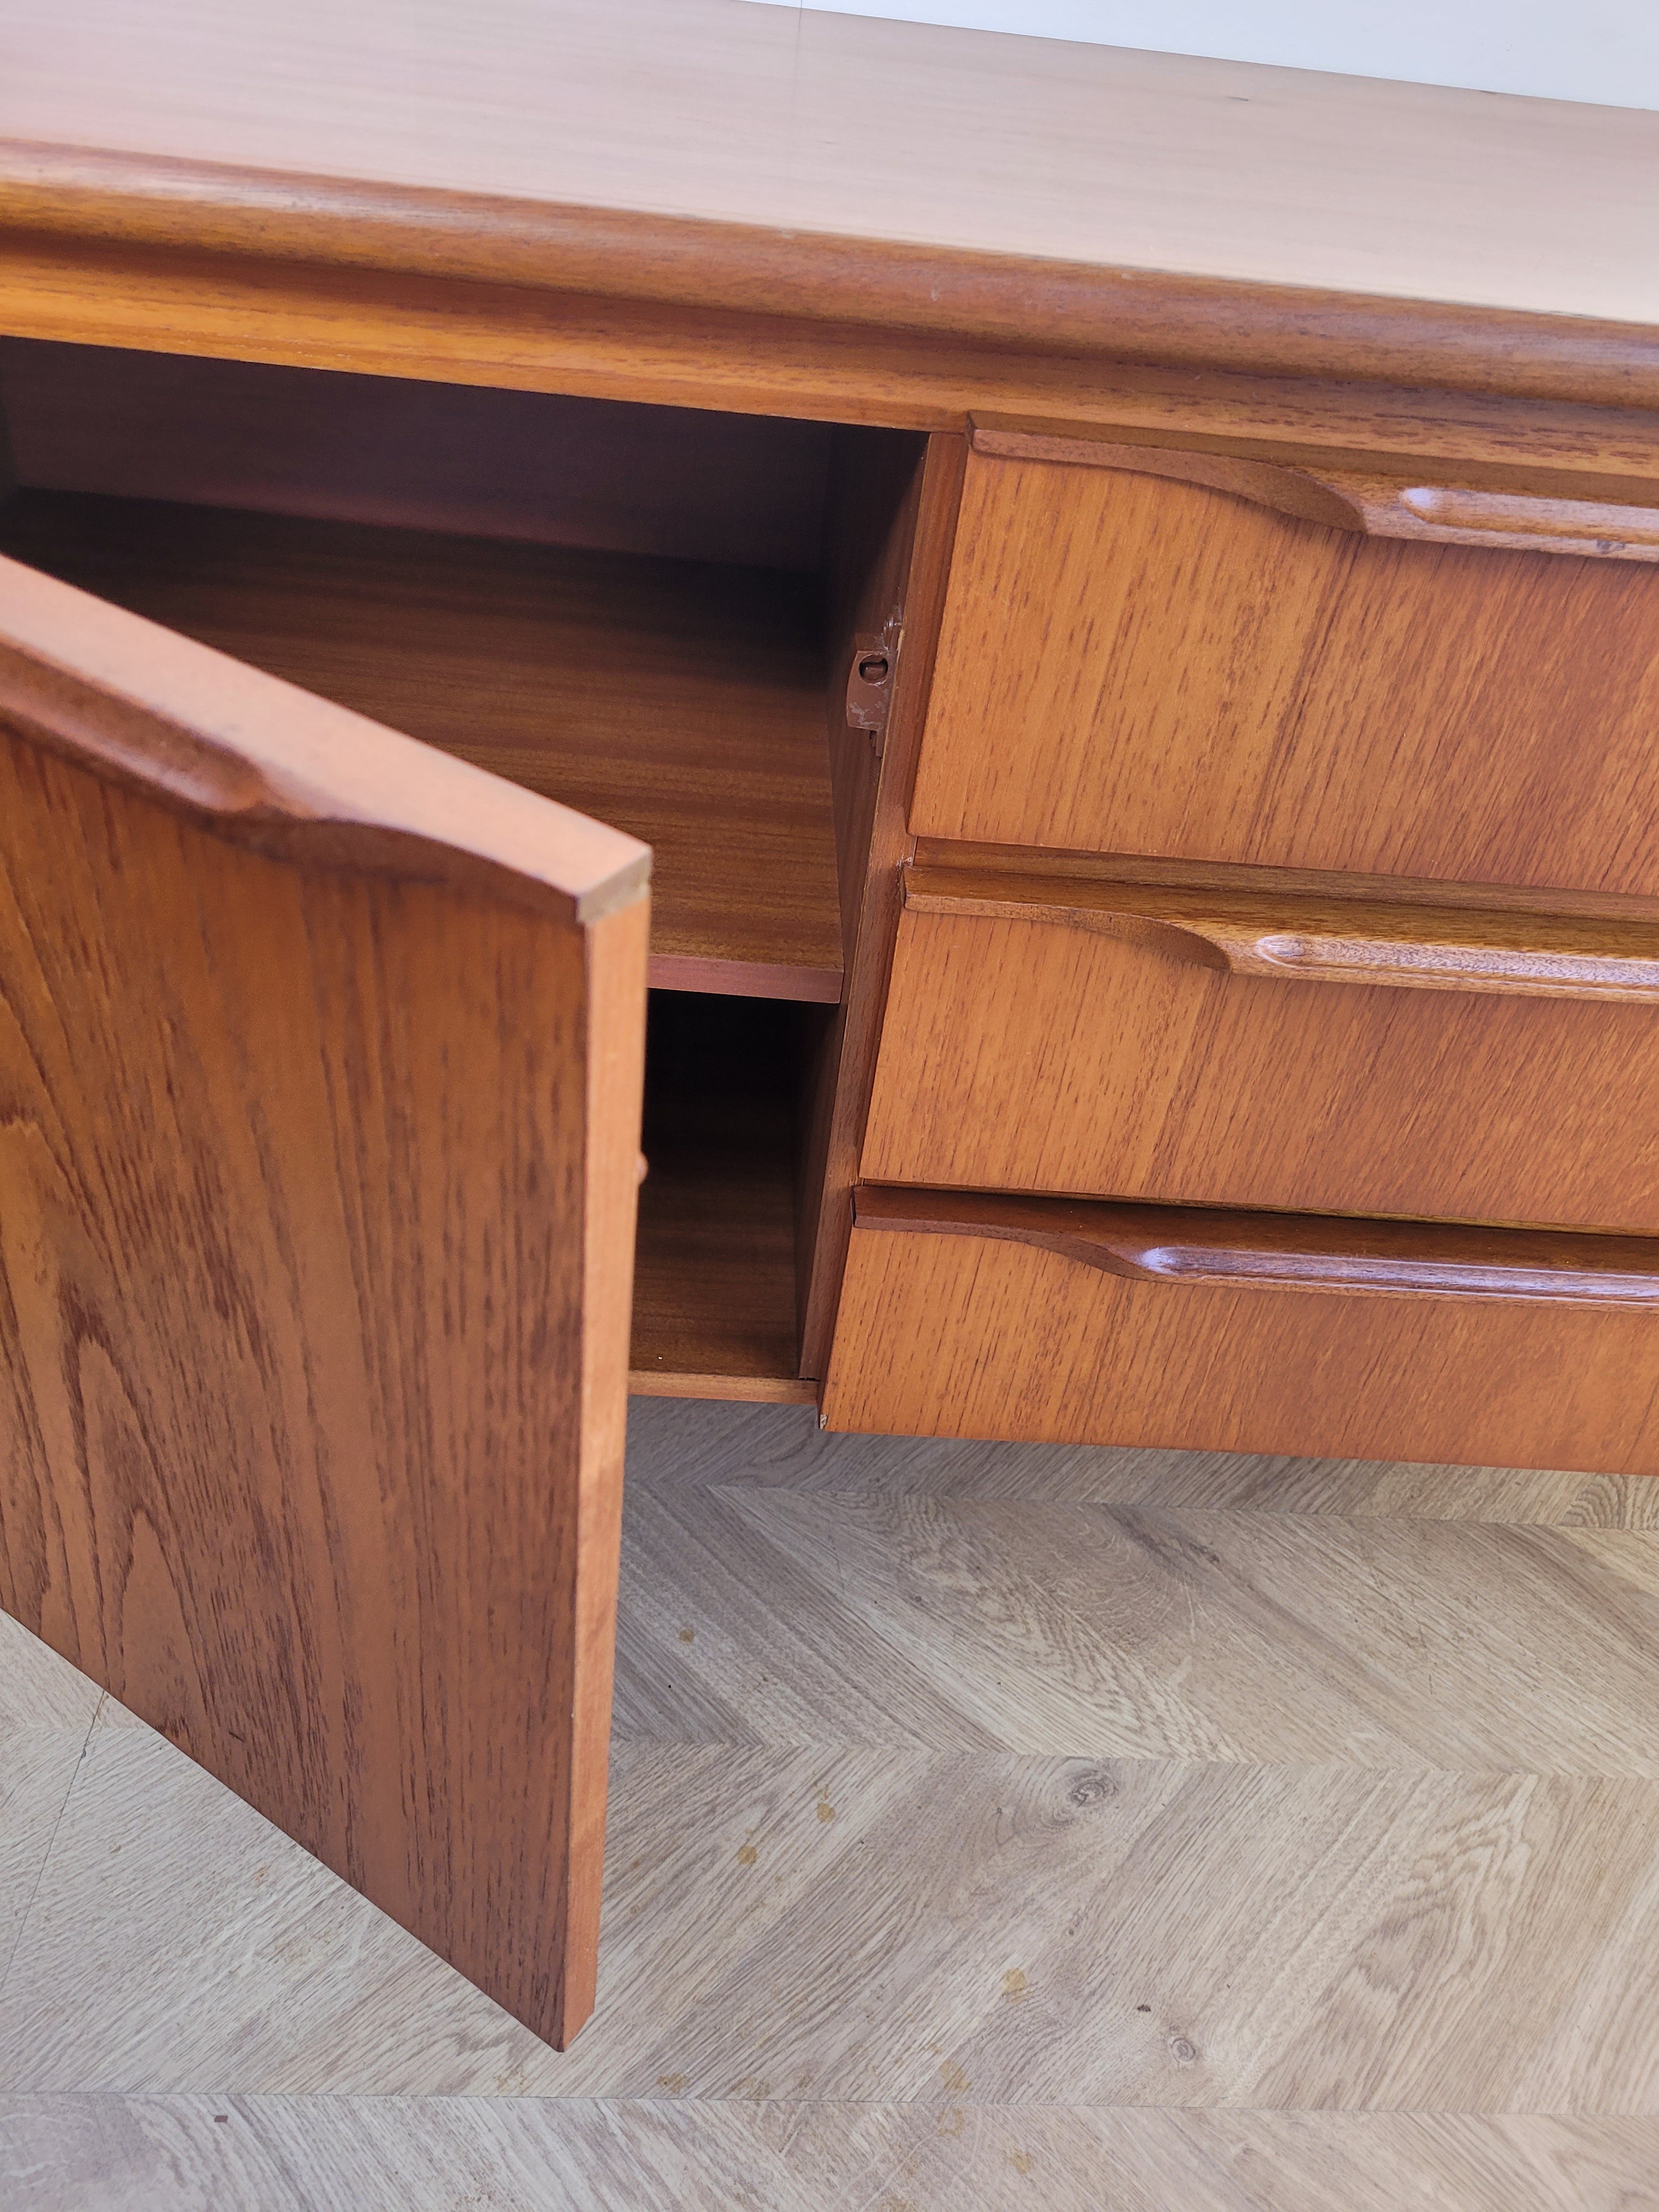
[793,428,929,1360]
[0,552,650,2046]
[798,432,966,1379]
[630,999,811,1403]
[3,2097,1657,2212]
[0,542,648,918]
[0,488,840,998]
[913,453,1659,895]
[903,861,1659,999]
[853,1187,1659,1307]
[973,425,1659,561]
[623,1396,1659,1523]
[11,1391,1659,2206]
[865,894,1659,1231]
[630,1148,812,1400]
[3,0,1659,386]
[10,216,1659,471]
[0,336,834,572]
[823,1202,1659,1470]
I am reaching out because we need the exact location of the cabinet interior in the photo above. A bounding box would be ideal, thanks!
[634,992,828,1393]
[0,338,927,1396]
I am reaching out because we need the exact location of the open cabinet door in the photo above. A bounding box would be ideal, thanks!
[0,550,650,2047]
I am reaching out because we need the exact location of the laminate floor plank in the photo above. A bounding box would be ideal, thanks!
[0,1614,100,1985]
[0,1613,103,1736]
[0,1733,94,1990]
[9,1708,1659,2112]
[7,1408,1659,2206]
[4,2097,1658,2212]
[567,1755,1659,2114]
[617,1481,1659,1773]
[624,1397,1659,1523]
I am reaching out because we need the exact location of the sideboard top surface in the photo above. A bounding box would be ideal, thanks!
[1,0,1657,411]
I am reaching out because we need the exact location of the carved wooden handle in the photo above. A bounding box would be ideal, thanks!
[972,428,1659,563]
[855,1187,1659,1307]
[904,864,1659,1003]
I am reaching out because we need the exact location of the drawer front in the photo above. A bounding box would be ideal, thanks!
[822,1190,1659,1474]
[913,448,1659,896]
[863,871,1659,1232]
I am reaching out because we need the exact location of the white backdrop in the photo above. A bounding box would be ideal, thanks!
[740,1,1659,109]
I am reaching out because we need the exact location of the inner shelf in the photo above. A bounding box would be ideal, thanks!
[0,488,843,1002]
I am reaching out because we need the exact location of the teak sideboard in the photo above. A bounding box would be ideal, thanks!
[4,0,1659,2047]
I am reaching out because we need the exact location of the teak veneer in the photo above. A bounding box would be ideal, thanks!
[848,1187,1659,1306]
[902,863,1659,1002]
[4,0,1659,2057]
[0,487,842,1002]
[0,551,647,2049]
[865,861,1659,1232]
[824,1193,1659,1471]
[913,450,1659,893]
[630,994,816,1403]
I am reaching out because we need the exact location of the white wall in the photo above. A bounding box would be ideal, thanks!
[741,1,1659,110]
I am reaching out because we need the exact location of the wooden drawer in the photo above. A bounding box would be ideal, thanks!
[913,437,1659,896]
[864,861,1659,1232]
[822,1188,1659,1474]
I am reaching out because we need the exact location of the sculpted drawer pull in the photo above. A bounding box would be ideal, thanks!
[902,865,1659,1003]
[972,428,1659,563]
[855,1188,1659,1307]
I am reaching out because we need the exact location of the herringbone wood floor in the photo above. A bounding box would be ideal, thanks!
[5,1399,1659,2207]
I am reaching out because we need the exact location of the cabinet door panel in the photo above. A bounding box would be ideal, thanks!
[912,449,1659,895]
[0,552,649,2047]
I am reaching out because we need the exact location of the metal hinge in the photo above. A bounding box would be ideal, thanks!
[844,608,904,759]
